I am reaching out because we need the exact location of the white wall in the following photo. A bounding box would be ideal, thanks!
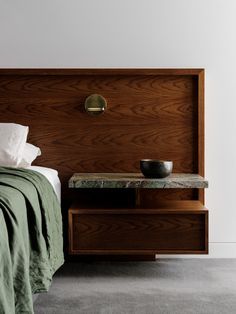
[1,0,236,257]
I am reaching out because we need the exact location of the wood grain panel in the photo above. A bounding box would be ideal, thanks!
[0,74,196,96]
[198,70,205,203]
[69,208,207,254]
[0,69,204,206]
[0,77,196,125]
[0,100,195,129]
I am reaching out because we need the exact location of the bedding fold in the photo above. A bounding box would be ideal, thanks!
[0,167,64,314]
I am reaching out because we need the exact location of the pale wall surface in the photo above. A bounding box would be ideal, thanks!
[1,0,235,257]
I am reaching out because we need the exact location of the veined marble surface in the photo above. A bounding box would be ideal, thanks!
[68,173,208,189]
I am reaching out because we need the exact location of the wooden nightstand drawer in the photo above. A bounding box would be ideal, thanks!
[68,204,208,255]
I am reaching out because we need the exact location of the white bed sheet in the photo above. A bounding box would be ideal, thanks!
[28,166,61,203]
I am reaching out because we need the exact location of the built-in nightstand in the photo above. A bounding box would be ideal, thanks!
[68,173,208,259]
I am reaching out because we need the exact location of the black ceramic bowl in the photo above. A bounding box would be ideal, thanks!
[140,159,173,178]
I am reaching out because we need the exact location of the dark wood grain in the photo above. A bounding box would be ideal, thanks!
[68,201,208,254]
[198,70,205,203]
[0,68,204,76]
[0,69,203,205]
[0,68,207,257]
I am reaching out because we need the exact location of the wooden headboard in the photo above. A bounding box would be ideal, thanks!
[0,69,204,207]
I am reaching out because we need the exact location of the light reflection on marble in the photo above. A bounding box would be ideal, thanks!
[69,173,208,189]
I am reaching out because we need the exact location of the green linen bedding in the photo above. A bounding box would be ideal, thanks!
[0,167,64,314]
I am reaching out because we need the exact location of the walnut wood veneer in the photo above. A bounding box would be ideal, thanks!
[69,201,208,255]
[0,68,207,257]
[0,68,204,205]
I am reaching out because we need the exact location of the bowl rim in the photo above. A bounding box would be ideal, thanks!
[140,159,173,163]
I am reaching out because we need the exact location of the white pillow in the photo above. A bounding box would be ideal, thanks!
[0,123,29,167]
[18,143,41,168]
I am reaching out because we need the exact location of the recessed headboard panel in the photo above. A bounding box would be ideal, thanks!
[0,69,204,205]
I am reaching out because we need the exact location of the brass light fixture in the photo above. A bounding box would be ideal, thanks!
[85,94,107,116]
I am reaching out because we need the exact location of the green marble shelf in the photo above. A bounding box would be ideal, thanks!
[68,173,208,189]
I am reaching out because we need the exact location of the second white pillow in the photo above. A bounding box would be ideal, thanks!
[18,143,41,168]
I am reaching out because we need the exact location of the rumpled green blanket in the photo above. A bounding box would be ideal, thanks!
[0,167,64,314]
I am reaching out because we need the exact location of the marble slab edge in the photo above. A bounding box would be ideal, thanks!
[68,174,208,189]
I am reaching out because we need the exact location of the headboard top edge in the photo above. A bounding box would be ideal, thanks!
[0,68,204,76]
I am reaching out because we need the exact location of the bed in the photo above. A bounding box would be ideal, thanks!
[29,166,61,203]
[0,166,64,314]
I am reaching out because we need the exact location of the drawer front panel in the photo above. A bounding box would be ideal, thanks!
[69,210,208,254]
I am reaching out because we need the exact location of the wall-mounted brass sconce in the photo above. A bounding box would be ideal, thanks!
[85,94,107,116]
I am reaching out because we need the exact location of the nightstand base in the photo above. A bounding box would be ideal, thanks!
[68,255,157,262]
